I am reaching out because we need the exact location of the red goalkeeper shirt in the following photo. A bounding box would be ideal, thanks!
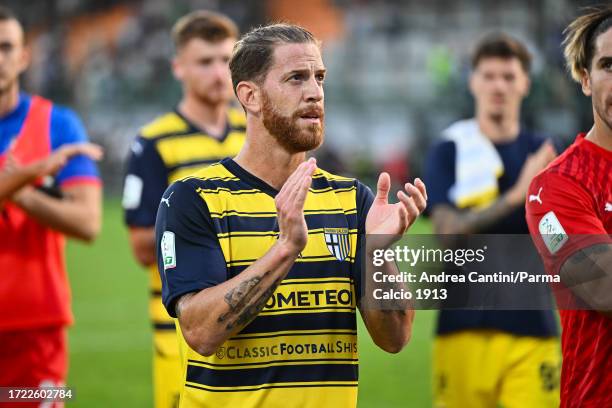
[526,133,612,408]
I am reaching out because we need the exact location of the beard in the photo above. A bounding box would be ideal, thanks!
[593,95,612,133]
[192,80,231,106]
[261,91,324,153]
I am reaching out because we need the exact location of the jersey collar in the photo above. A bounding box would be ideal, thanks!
[221,157,279,198]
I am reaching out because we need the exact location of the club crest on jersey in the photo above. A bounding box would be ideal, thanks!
[324,227,350,261]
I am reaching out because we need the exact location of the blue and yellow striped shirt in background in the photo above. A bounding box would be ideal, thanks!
[123,108,246,335]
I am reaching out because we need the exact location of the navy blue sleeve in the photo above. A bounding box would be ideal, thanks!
[527,130,546,153]
[423,140,456,213]
[122,136,169,227]
[50,105,100,185]
[353,180,375,306]
[155,180,227,317]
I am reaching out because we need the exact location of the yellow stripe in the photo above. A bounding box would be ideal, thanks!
[188,163,239,181]
[312,169,354,182]
[455,186,499,209]
[199,178,358,216]
[169,165,216,184]
[197,187,262,195]
[182,331,357,365]
[219,231,357,265]
[216,228,357,239]
[197,186,356,196]
[226,256,355,267]
[209,208,355,219]
[184,175,240,183]
[157,132,245,168]
[140,112,188,139]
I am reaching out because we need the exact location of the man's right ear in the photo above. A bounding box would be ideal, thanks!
[580,68,592,97]
[236,81,261,115]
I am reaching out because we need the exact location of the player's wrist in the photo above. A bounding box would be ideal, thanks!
[274,237,304,260]
[11,187,32,208]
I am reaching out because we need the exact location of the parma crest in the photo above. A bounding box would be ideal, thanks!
[324,227,350,261]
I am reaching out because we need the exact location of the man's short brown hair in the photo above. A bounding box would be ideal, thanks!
[229,23,318,95]
[472,33,532,73]
[171,10,238,51]
[563,5,612,83]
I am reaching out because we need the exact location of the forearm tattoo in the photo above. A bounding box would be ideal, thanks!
[561,243,611,286]
[218,271,283,331]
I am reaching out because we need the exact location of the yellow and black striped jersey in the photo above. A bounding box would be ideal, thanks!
[122,107,246,333]
[155,158,374,407]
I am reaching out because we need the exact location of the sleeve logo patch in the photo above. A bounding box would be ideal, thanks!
[161,231,176,270]
[538,211,568,254]
[122,174,143,210]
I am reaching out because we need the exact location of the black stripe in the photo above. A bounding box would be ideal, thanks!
[210,210,277,217]
[151,290,162,297]
[197,188,263,196]
[230,331,357,341]
[310,186,356,194]
[185,382,357,393]
[278,279,353,286]
[153,322,176,331]
[218,232,279,238]
[186,363,358,388]
[209,208,353,218]
[261,306,355,314]
[209,213,358,235]
[150,126,245,142]
[186,177,353,193]
[198,186,353,196]
[187,357,358,368]
[148,129,200,140]
[167,158,223,173]
[229,260,355,280]
[239,311,357,335]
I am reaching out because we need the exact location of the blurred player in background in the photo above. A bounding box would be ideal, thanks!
[0,5,102,400]
[155,23,426,407]
[526,6,612,408]
[424,33,560,407]
[122,11,244,408]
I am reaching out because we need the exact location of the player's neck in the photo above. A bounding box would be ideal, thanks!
[0,84,20,118]
[234,121,306,191]
[586,115,612,151]
[177,96,227,139]
[476,112,520,143]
